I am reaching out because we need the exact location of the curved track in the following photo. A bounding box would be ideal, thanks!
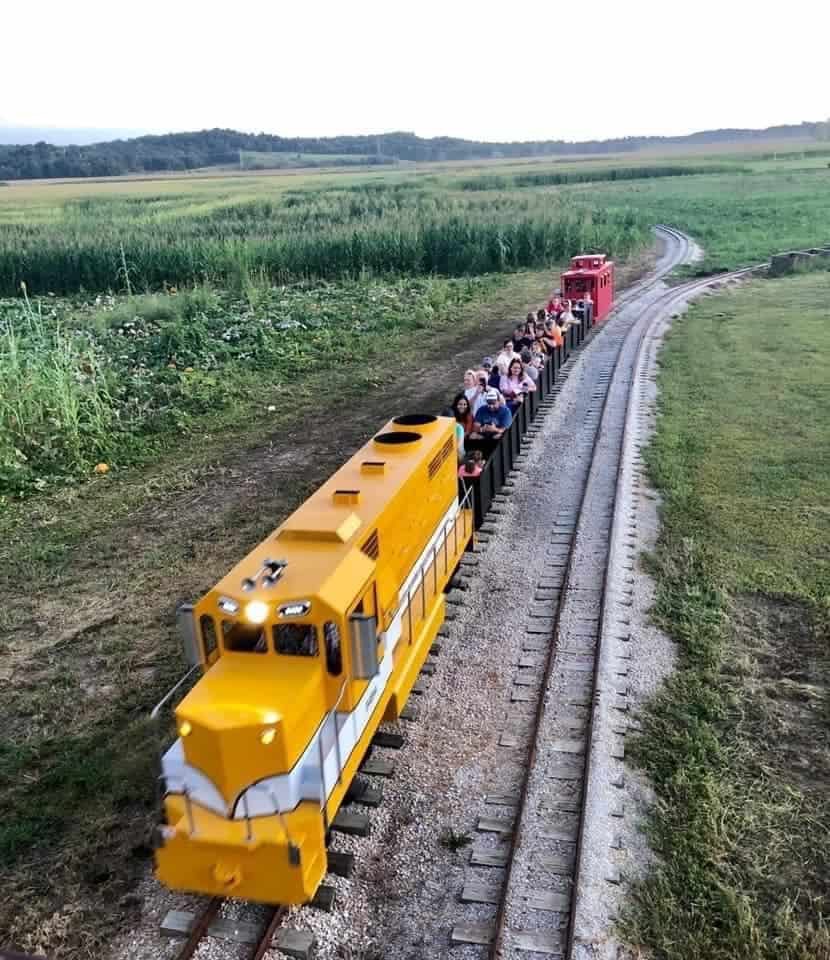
[477,254,755,959]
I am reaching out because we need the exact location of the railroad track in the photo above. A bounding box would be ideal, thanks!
[170,898,297,959]
[449,251,755,958]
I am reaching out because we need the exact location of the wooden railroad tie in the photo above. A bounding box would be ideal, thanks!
[331,809,371,837]
[344,776,383,807]
[326,850,354,877]
[161,911,316,959]
[399,704,418,722]
[360,757,394,777]
[372,730,405,749]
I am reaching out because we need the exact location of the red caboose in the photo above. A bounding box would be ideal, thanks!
[561,253,615,323]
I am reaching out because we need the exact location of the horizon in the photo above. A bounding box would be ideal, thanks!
[1,0,826,145]
[1,116,825,150]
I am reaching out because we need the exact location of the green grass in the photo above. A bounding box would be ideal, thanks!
[456,162,750,191]
[625,272,830,960]
[0,273,506,498]
[575,169,830,273]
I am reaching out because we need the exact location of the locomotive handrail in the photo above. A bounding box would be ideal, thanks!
[151,664,202,824]
[150,663,201,720]
[242,783,298,854]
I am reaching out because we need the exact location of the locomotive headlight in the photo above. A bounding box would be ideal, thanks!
[244,601,268,624]
[262,711,278,725]
[179,721,193,737]
[218,596,239,614]
[260,728,276,745]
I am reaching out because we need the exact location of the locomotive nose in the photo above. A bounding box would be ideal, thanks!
[177,706,287,808]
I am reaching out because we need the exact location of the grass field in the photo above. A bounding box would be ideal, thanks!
[627,272,830,960]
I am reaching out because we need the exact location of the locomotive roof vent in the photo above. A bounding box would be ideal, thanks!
[373,430,422,450]
[361,460,386,475]
[392,414,438,431]
[333,489,361,505]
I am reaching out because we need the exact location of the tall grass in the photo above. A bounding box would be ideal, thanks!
[457,163,749,191]
[0,184,651,294]
[0,290,116,490]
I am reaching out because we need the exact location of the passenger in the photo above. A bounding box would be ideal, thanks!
[512,324,527,352]
[521,347,539,384]
[546,317,564,349]
[482,358,501,390]
[496,338,518,376]
[560,300,577,327]
[470,388,512,444]
[530,340,547,367]
[452,392,475,436]
[547,293,563,318]
[500,357,536,412]
[538,321,558,353]
[458,450,484,479]
[454,420,466,461]
[514,321,534,352]
[536,307,547,327]
[463,369,486,414]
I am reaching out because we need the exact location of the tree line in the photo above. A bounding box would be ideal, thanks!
[0,122,826,181]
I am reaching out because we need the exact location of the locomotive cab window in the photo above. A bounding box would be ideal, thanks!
[200,615,218,658]
[274,624,318,657]
[324,621,342,675]
[222,619,267,653]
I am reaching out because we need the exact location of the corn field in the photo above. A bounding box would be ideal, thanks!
[0,183,651,295]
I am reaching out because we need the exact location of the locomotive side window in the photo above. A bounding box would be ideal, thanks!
[200,615,218,658]
[324,621,342,675]
[222,619,267,653]
[274,624,318,657]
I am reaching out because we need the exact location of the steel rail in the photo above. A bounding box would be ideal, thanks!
[564,262,758,958]
[175,896,223,960]
[251,906,289,960]
[486,226,696,959]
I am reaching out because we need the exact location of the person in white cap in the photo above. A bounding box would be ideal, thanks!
[470,388,512,442]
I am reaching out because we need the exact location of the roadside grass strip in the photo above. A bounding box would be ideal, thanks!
[625,272,830,960]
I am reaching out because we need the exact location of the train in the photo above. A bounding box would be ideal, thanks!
[152,254,612,906]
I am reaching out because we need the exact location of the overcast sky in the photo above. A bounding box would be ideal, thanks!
[2,0,827,143]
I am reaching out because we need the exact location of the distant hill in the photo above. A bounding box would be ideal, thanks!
[0,121,826,181]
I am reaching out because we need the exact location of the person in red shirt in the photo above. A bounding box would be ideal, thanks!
[458,450,484,479]
[546,293,563,318]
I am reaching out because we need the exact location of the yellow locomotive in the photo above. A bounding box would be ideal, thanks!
[154,414,473,904]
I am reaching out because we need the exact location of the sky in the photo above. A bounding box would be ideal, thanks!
[2,0,828,143]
